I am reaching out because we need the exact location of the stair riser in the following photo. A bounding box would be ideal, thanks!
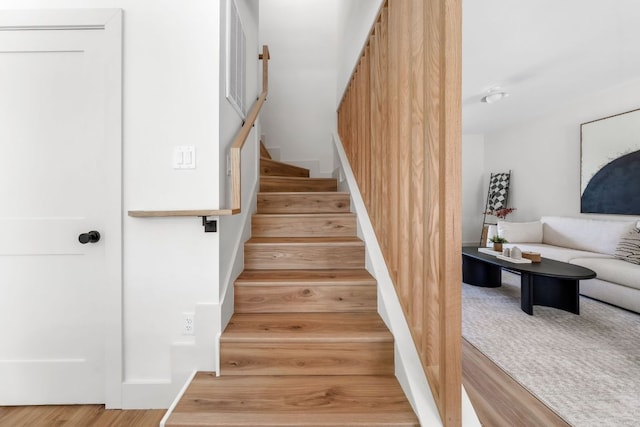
[260,158,310,177]
[235,285,377,313]
[220,342,394,376]
[235,269,376,287]
[260,177,337,192]
[257,193,351,214]
[165,374,420,426]
[252,215,357,237]
[244,244,365,270]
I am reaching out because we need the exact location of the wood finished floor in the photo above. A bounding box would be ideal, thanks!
[0,342,567,427]
[463,338,571,427]
[0,405,164,427]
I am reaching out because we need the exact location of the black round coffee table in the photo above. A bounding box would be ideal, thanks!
[462,246,597,315]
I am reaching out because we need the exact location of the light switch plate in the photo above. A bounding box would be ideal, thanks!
[173,146,196,169]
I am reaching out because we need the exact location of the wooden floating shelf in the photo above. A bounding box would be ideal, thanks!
[128,209,239,218]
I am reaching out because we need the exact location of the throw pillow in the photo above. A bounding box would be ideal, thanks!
[615,228,640,265]
[497,221,543,243]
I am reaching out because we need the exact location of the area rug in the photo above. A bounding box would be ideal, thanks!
[462,271,640,427]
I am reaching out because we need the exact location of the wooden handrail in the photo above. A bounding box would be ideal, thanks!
[228,45,270,213]
[129,45,270,218]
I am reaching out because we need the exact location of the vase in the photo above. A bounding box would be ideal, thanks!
[493,243,503,252]
[511,246,522,259]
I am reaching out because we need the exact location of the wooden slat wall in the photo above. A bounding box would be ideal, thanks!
[337,0,462,425]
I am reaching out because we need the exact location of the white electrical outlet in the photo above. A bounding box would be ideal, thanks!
[182,312,195,335]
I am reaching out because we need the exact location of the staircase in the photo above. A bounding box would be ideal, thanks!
[164,145,419,426]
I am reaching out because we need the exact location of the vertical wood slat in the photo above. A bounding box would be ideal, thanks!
[410,0,425,350]
[357,62,364,201]
[337,0,461,425]
[358,55,366,201]
[363,45,372,214]
[424,0,441,379]
[370,28,379,231]
[379,7,390,259]
[387,2,400,281]
[423,0,442,401]
[396,0,412,317]
[438,0,462,423]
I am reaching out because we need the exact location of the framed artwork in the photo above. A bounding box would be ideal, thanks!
[581,108,640,214]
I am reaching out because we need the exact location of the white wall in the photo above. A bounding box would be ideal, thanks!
[0,0,259,408]
[482,77,640,224]
[258,0,383,174]
[462,134,486,245]
[219,0,260,210]
[336,0,384,104]
[121,2,222,400]
[218,0,260,325]
[259,0,338,176]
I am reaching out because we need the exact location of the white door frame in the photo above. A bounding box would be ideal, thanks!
[0,9,123,407]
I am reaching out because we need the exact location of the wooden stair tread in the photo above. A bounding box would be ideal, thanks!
[220,313,393,375]
[244,237,365,270]
[234,269,377,314]
[260,158,310,177]
[246,236,363,245]
[166,374,419,426]
[236,269,375,286]
[234,286,377,313]
[260,177,338,192]
[252,213,355,218]
[252,213,357,237]
[257,192,351,214]
[258,191,350,196]
[221,313,392,342]
[261,177,335,182]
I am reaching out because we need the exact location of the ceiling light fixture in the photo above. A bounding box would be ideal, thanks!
[480,89,509,104]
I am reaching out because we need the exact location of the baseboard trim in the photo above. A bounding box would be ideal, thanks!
[120,302,220,409]
[121,380,175,409]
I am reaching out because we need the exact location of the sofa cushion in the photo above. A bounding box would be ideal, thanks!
[540,216,636,256]
[497,221,543,243]
[614,227,640,265]
[570,257,640,290]
[502,243,614,263]
[580,278,640,313]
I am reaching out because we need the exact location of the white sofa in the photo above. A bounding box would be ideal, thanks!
[488,216,640,313]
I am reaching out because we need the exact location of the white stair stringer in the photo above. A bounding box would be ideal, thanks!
[332,133,481,427]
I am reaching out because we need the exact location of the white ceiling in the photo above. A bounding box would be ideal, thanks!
[462,0,640,134]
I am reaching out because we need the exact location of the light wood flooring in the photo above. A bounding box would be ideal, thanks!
[0,342,568,427]
[463,338,571,427]
[0,405,164,427]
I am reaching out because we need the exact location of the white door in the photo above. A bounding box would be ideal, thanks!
[0,10,122,405]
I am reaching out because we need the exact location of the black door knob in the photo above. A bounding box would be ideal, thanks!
[79,230,101,244]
